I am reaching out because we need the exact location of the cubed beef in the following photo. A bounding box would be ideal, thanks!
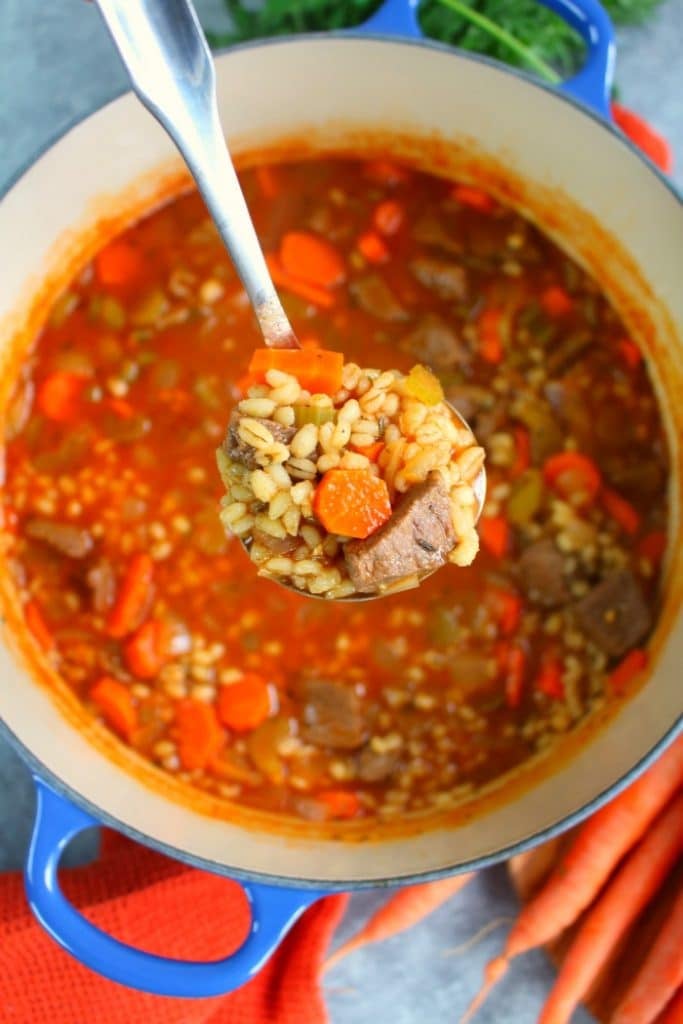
[349,275,409,322]
[574,569,651,657]
[517,539,570,607]
[400,314,469,370]
[25,518,94,559]
[410,259,468,302]
[225,410,295,470]
[299,679,368,750]
[345,475,455,593]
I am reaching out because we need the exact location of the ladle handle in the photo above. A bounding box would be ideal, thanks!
[95,0,298,348]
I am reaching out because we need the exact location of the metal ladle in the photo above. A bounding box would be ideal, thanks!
[95,0,487,599]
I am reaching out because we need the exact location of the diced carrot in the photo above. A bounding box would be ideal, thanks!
[106,553,154,638]
[318,789,361,820]
[94,240,145,287]
[175,699,224,771]
[637,530,667,566]
[357,230,390,265]
[254,164,281,199]
[265,253,336,309]
[503,645,526,709]
[217,673,273,733]
[479,515,509,559]
[611,102,673,174]
[617,338,642,370]
[36,371,88,422]
[536,657,564,700]
[602,487,641,535]
[123,619,169,679]
[543,451,602,507]
[279,230,346,289]
[24,600,54,652]
[313,469,392,540]
[541,286,573,317]
[511,427,531,478]
[363,159,411,186]
[90,676,137,741]
[372,199,405,236]
[106,397,135,419]
[248,347,344,395]
[609,648,649,694]
[350,440,385,462]
[451,185,496,213]
[489,588,522,636]
[478,309,504,364]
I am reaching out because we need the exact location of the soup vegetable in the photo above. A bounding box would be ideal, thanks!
[218,351,484,597]
[1,158,668,824]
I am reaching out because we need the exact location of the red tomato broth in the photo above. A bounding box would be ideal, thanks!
[1,157,669,826]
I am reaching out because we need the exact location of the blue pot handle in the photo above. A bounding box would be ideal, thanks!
[355,0,615,120]
[25,778,326,997]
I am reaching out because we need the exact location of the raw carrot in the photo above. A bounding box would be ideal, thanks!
[609,648,649,694]
[123,619,169,679]
[248,346,344,395]
[254,164,281,199]
[538,794,683,1024]
[536,656,564,700]
[511,427,531,478]
[265,253,336,309]
[90,676,137,741]
[479,515,509,558]
[313,469,392,539]
[540,285,573,318]
[618,338,643,370]
[466,736,683,1017]
[611,102,673,174]
[452,185,496,213]
[357,230,390,264]
[658,985,683,1024]
[279,230,346,289]
[36,371,88,422]
[503,645,526,709]
[349,440,385,462]
[106,553,154,638]
[324,873,475,972]
[638,530,667,567]
[318,789,361,821]
[24,600,54,652]
[175,699,224,771]
[363,159,411,186]
[217,673,272,732]
[94,240,145,287]
[372,199,404,236]
[478,309,504,364]
[612,884,683,1024]
[543,451,602,507]
[602,487,641,535]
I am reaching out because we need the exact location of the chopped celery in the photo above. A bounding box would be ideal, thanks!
[88,294,126,330]
[507,469,543,525]
[292,403,336,427]
[404,364,444,406]
[131,288,170,327]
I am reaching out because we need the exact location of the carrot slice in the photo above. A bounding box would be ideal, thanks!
[106,553,154,638]
[540,285,573,317]
[175,699,224,771]
[478,309,504,364]
[313,469,392,539]
[543,451,602,507]
[265,253,336,309]
[601,487,641,535]
[536,656,564,700]
[24,600,54,652]
[511,427,531,478]
[357,231,390,265]
[318,789,361,820]
[350,440,385,463]
[279,230,346,289]
[502,645,526,709]
[637,530,667,566]
[36,371,88,422]
[617,338,642,370]
[248,347,343,395]
[123,619,169,679]
[489,588,522,636]
[90,676,137,740]
[372,199,404,236]
[94,240,145,287]
[479,515,509,559]
[609,648,648,693]
[451,185,496,213]
[217,673,272,733]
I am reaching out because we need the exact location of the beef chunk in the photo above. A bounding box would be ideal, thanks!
[400,314,468,370]
[574,569,651,657]
[349,275,409,322]
[225,410,295,470]
[411,212,463,255]
[517,539,570,608]
[345,475,455,593]
[356,745,399,782]
[24,519,94,559]
[299,679,367,750]
[411,259,468,302]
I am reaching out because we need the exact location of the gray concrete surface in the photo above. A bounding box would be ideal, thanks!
[0,2,681,1021]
